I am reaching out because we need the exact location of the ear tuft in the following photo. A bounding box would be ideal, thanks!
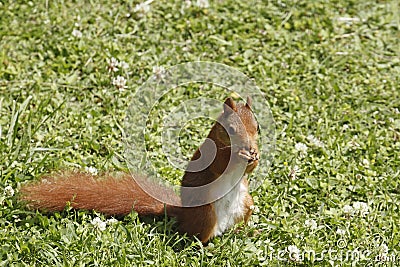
[223,97,237,114]
[246,96,252,108]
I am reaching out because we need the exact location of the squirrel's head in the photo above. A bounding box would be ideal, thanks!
[215,97,259,170]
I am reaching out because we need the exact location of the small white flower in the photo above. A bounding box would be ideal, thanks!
[287,245,301,262]
[353,201,369,217]
[112,76,128,91]
[107,218,119,224]
[4,185,15,197]
[249,205,260,213]
[195,0,209,8]
[288,165,300,180]
[380,243,388,254]
[336,228,346,235]
[394,108,399,114]
[85,166,98,176]
[306,135,324,148]
[72,29,82,38]
[107,57,119,72]
[295,142,307,152]
[152,66,166,80]
[347,136,361,150]
[362,159,370,167]
[343,204,354,215]
[184,0,192,8]
[134,0,152,15]
[304,219,317,230]
[91,217,107,231]
[342,124,349,131]
[295,142,308,157]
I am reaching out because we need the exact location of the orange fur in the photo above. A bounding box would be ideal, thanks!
[20,171,178,216]
[176,98,259,241]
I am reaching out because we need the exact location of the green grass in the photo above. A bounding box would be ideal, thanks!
[1,0,399,265]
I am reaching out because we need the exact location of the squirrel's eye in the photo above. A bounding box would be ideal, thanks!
[227,126,236,135]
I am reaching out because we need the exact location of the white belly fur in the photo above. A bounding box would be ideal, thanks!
[212,168,248,237]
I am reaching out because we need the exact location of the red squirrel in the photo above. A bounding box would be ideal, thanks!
[21,97,260,243]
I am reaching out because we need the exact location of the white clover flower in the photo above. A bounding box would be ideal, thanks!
[342,124,349,131]
[4,185,15,197]
[287,245,301,262]
[195,0,209,8]
[306,135,324,148]
[184,0,192,8]
[343,204,354,215]
[91,217,107,231]
[295,142,308,157]
[336,228,346,235]
[152,65,166,81]
[249,205,260,213]
[347,135,361,150]
[353,201,369,217]
[304,219,317,230]
[288,165,300,180]
[107,57,119,72]
[362,159,370,167]
[112,76,128,91]
[134,0,152,15]
[72,29,82,38]
[380,243,388,254]
[295,142,307,152]
[85,166,98,176]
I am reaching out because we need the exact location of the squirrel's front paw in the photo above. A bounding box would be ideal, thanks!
[238,147,259,173]
[238,148,259,162]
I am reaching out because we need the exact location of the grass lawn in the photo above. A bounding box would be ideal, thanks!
[1,0,399,266]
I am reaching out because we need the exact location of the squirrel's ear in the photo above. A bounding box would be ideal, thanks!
[223,97,237,114]
[246,96,252,108]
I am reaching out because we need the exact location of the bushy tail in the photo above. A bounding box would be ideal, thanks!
[20,171,180,216]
